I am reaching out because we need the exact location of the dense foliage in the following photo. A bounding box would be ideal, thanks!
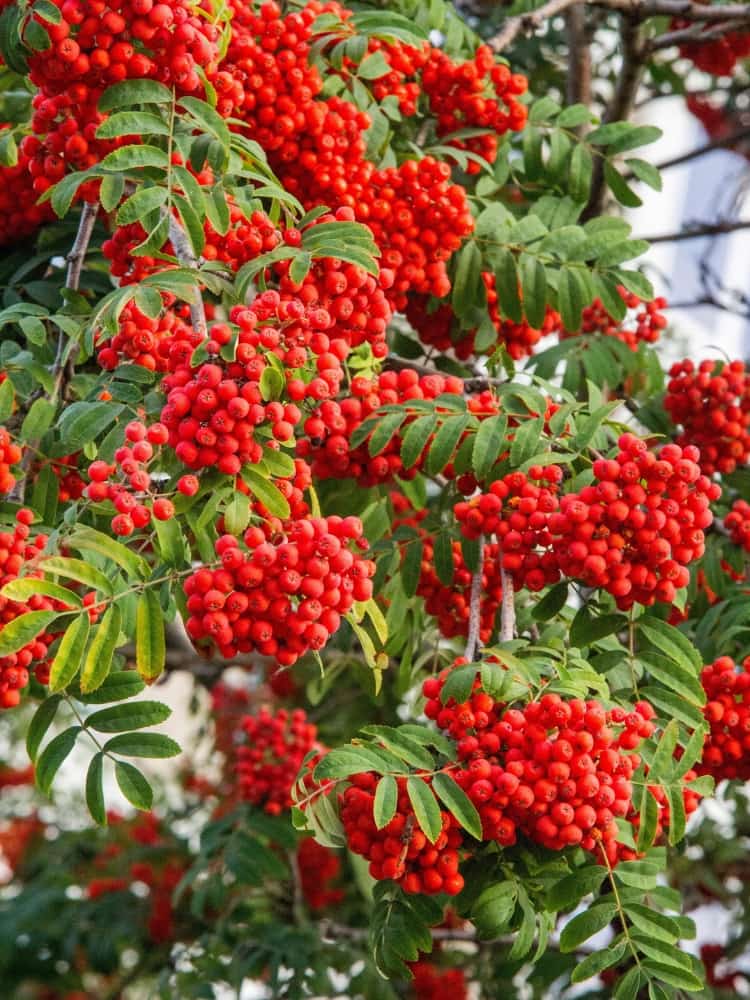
[0,0,750,997]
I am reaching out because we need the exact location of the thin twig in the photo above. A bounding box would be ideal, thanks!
[52,200,98,398]
[649,128,750,171]
[167,213,208,338]
[464,535,485,664]
[639,219,750,243]
[488,0,750,53]
[499,565,516,643]
[648,16,750,50]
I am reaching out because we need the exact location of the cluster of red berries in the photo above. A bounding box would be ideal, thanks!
[102,185,280,283]
[0,764,34,788]
[356,158,474,312]
[0,814,45,875]
[25,0,221,97]
[96,301,193,371]
[550,435,719,610]
[49,455,87,502]
[160,298,336,475]
[273,238,394,360]
[701,944,745,991]
[340,771,466,896]
[416,535,504,644]
[455,467,563,592]
[85,419,177,537]
[425,675,654,863]
[0,510,64,708]
[421,45,528,171]
[297,836,344,910]
[698,656,750,781]
[664,358,750,475]
[298,368,464,485]
[408,961,468,1000]
[184,517,374,664]
[367,37,426,116]
[235,707,321,814]
[674,22,750,76]
[0,428,21,495]
[725,498,750,551]
[561,287,668,350]
[0,136,55,246]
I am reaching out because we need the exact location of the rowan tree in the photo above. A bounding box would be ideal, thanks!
[0,0,750,997]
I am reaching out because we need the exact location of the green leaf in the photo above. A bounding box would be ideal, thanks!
[86,700,171,733]
[432,772,482,839]
[452,241,483,318]
[649,719,680,781]
[425,414,469,475]
[103,732,180,758]
[357,50,391,79]
[76,670,145,704]
[99,79,174,110]
[557,267,587,331]
[80,604,122,694]
[69,527,149,581]
[570,608,627,647]
[180,96,231,152]
[571,940,627,983]
[401,536,423,599]
[559,903,617,951]
[36,726,81,795]
[406,777,442,844]
[0,378,13,422]
[42,556,113,596]
[557,104,591,128]
[26,694,62,763]
[401,413,437,469]
[472,882,518,938]
[313,746,389,781]
[362,727,434,770]
[494,248,522,323]
[96,111,170,140]
[86,752,107,825]
[433,532,454,586]
[532,582,569,621]
[1,577,81,607]
[640,961,702,991]
[569,143,593,203]
[369,410,407,456]
[509,416,544,468]
[0,611,60,657]
[49,613,90,692]
[116,185,168,225]
[626,157,662,191]
[548,865,607,910]
[373,775,398,829]
[640,686,706,730]
[135,590,166,684]
[614,860,660,890]
[240,467,291,519]
[637,617,702,672]
[636,787,660,852]
[440,664,476,704]
[604,161,642,208]
[99,173,125,212]
[115,761,153,810]
[57,401,123,452]
[519,253,547,329]
[614,967,642,1000]
[100,144,170,171]
[472,414,507,481]
[21,398,56,440]
[626,904,680,944]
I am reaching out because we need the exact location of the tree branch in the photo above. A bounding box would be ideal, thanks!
[648,16,750,50]
[52,200,98,399]
[565,6,593,108]
[651,127,750,171]
[500,565,516,643]
[639,219,750,243]
[167,213,208,339]
[584,13,645,219]
[488,0,750,53]
[464,535,485,664]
